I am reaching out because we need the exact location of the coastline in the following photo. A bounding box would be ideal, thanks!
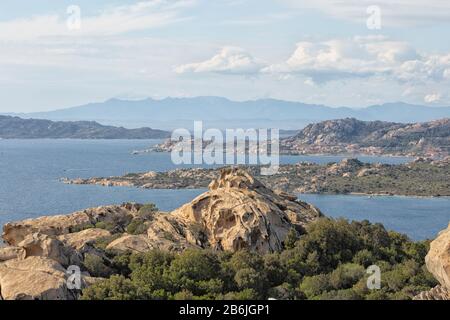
[62,157,450,198]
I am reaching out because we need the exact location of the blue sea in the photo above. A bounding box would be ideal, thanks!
[0,139,448,240]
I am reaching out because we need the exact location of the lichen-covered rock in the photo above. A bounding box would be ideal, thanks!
[0,256,76,300]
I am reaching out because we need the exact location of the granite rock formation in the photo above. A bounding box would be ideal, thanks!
[414,223,450,300]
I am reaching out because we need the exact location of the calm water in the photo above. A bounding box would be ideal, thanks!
[298,194,450,240]
[0,139,448,240]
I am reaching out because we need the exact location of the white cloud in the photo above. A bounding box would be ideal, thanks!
[282,0,450,26]
[0,0,196,41]
[424,93,442,103]
[175,47,265,75]
[262,36,450,84]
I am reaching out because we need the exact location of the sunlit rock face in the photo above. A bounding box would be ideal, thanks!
[145,168,322,254]
[415,223,450,300]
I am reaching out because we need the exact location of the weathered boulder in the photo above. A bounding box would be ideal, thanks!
[145,168,322,253]
[0,256,76,300]
[2,203,140,246]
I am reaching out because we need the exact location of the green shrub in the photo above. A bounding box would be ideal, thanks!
[221,289,258,300]
[299,274,332,298]
[83,254,114,278]
[329,263,365,290]
[284,228,299,249]
[95,221,118,232]
[138,204,158,220]
[126,219,148,235]
[94,234,122,250]
[81,275,139,300]
[70,223,94,233]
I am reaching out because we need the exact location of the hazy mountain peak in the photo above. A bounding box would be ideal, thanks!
[5,97,450,130]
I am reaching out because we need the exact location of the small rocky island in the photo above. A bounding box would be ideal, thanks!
[64,157,450,197]
[1,169,449,300]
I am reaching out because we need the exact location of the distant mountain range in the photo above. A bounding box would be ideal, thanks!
[6,97,450,130]
[282,118,450,157]
[0,116,170,139]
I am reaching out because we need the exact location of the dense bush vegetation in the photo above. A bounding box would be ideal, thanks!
[81,218,436,300]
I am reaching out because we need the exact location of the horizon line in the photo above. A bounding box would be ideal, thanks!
[3,96,449,115]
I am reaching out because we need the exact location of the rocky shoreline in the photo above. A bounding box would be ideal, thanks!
[63,157,450,197]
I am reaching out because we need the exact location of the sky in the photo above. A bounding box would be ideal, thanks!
[1,0,450,112]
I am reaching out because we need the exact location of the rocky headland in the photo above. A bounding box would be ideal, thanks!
[64,157,450,197]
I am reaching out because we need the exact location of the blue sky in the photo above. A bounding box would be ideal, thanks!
[1,0,450,112]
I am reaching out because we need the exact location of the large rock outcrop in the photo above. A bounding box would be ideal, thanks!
[141,168,322,253]
[414,223,450,300]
